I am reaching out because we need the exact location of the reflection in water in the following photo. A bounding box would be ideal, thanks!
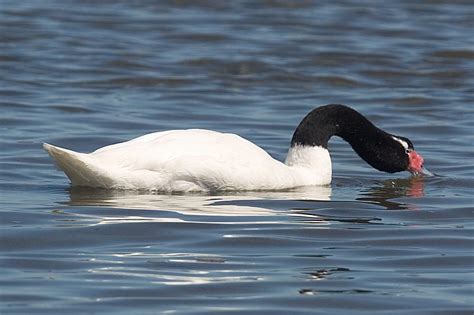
[294,179,426,295]
[357,177,425,210]
[64,178,427,294]
[299,267,360,295]
[306,267,351,281]
[67,185,332,218]
[88,265,260,286]
[65,177,425,225]
[86,252,261,287]
[272,177,425,225]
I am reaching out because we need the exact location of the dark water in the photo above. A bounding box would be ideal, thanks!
[1,1,473,314]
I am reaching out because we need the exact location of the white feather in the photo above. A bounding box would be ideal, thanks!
[43,129,332,191]
[392,136,408,150]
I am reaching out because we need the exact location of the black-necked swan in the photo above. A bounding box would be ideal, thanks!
[43,104,431,191]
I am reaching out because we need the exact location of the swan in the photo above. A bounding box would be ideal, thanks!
[43,104,430,192]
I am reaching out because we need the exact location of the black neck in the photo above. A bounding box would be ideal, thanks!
[291,104,385,147]
[291,104,407,173]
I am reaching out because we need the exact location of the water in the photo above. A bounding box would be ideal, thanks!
[1,1,473,313]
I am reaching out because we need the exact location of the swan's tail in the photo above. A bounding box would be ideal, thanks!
[43,143,111,187]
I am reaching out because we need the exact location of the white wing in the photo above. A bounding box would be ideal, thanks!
[45,129,294,191]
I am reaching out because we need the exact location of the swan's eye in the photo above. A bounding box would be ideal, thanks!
[405,148,412,154]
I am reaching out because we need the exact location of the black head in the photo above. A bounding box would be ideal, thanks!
[355,133,412,173]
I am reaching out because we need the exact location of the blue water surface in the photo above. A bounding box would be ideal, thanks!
[1,1,473,314]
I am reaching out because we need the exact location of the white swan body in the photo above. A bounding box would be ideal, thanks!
[44,104,428,191]
[44,129,332,192]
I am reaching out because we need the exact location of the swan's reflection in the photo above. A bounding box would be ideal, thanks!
[356,177,424,210]
[67,185,333,217]
[63,179,426,291]
[66,176,425,222]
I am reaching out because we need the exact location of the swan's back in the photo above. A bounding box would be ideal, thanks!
[45,129,294,191]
